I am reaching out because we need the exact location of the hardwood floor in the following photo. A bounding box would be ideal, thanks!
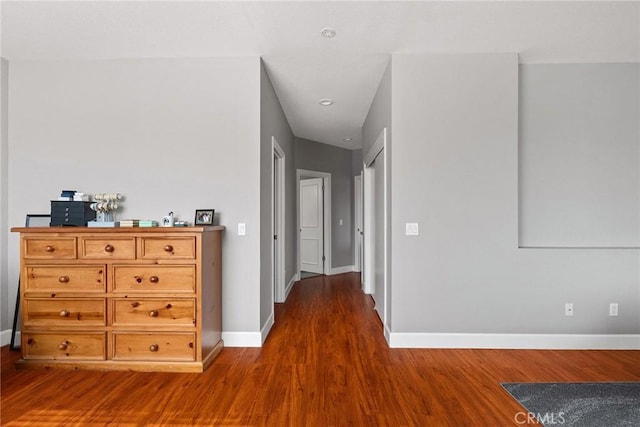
[2,272,639,426]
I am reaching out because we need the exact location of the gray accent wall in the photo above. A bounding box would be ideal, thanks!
[390,53,639,335]
[6,57,263,337]
[260,60,295,328]
[295,137,354,268]
[363,60,391,158]
[351,149,363,178]
[351,148,363,259]
[0,58,8,333]
[519,63,640,247]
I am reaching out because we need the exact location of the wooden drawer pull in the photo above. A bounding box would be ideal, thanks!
[58,340,69,351]
[149,344,159,352]
[163,245,173,252]
[58,275,70,283]
[59,309,70,317]
[149,276,159,283]
[149,310,159,317]
[104,244,115,253]
[44,245,55,253]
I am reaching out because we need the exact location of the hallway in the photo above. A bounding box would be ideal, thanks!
[2,272,639,426]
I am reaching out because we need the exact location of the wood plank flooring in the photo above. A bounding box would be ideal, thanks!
[2,272,639,426]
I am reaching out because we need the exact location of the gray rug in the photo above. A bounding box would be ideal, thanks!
[502,382,640,426]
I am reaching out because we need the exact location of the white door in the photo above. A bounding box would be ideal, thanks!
[300,178,324,274]
[354,175,363,275]
[273,154,278,296]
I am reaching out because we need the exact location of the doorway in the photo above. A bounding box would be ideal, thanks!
[354,174,363,285]
[272,137,286,303]
[297,169,331,278]
[363,128,388,331]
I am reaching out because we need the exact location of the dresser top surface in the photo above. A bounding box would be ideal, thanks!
[11,226,225,233]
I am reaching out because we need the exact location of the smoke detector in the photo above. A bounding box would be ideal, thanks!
[321,28,336,38]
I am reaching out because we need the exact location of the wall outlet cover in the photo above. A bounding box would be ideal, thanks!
[406,223,419,236]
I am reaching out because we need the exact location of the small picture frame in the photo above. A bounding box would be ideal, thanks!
[195,209,215,226]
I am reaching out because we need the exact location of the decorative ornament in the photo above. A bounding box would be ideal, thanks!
[90,193,123,222]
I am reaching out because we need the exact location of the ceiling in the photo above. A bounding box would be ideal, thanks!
[2,1,639,150]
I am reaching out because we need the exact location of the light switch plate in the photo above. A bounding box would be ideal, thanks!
[406,223,419,236]
[238,223,246,236]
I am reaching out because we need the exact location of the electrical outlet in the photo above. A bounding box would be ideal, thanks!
[609,303,619,317]
[565,303,574,317]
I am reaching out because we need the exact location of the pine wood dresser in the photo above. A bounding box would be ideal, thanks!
[10,226,224,372]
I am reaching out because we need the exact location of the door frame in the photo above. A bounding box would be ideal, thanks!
[272,137,286,303]
[296,169,331,277]
[363,128,388,328]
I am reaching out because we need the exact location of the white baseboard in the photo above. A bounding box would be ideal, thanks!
[384,324,391,346]
[261,312,274,345]
[285,273,297,299]
[388,332,640,350]
[329,265,355,275]
[221,331,262,347]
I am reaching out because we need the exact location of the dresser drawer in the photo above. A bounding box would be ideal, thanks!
[140,237,196,260]
[24,299,106,327]
[24,237,76,260]
[22,332,106,360]
[112,333,195,361]
[112,299,195,326]
[112,266,195,293]
[24,266,106,293]
[80,237,136,260]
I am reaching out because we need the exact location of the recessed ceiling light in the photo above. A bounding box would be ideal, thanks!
[319,99,334,106]
[343,137,352,142]
[320,27,336,38]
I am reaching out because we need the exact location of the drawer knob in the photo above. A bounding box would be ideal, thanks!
[44,245,55,253]
[164,245,174,252]
[59,309,70,317]
[104,244,114,253]
[149,344,159,352]
[58,276,70,283]
[149,310,159,317]
[58,340,69,351]
[149,276,159,283]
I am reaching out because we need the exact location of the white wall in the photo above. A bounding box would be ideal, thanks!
[6,57,263,340]
[389,54,639,346]
[260,60,295,333]
[0,58,9,336]
[519,63,640,248]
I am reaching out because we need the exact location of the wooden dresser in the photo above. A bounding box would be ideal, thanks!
[11,226,224,372]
